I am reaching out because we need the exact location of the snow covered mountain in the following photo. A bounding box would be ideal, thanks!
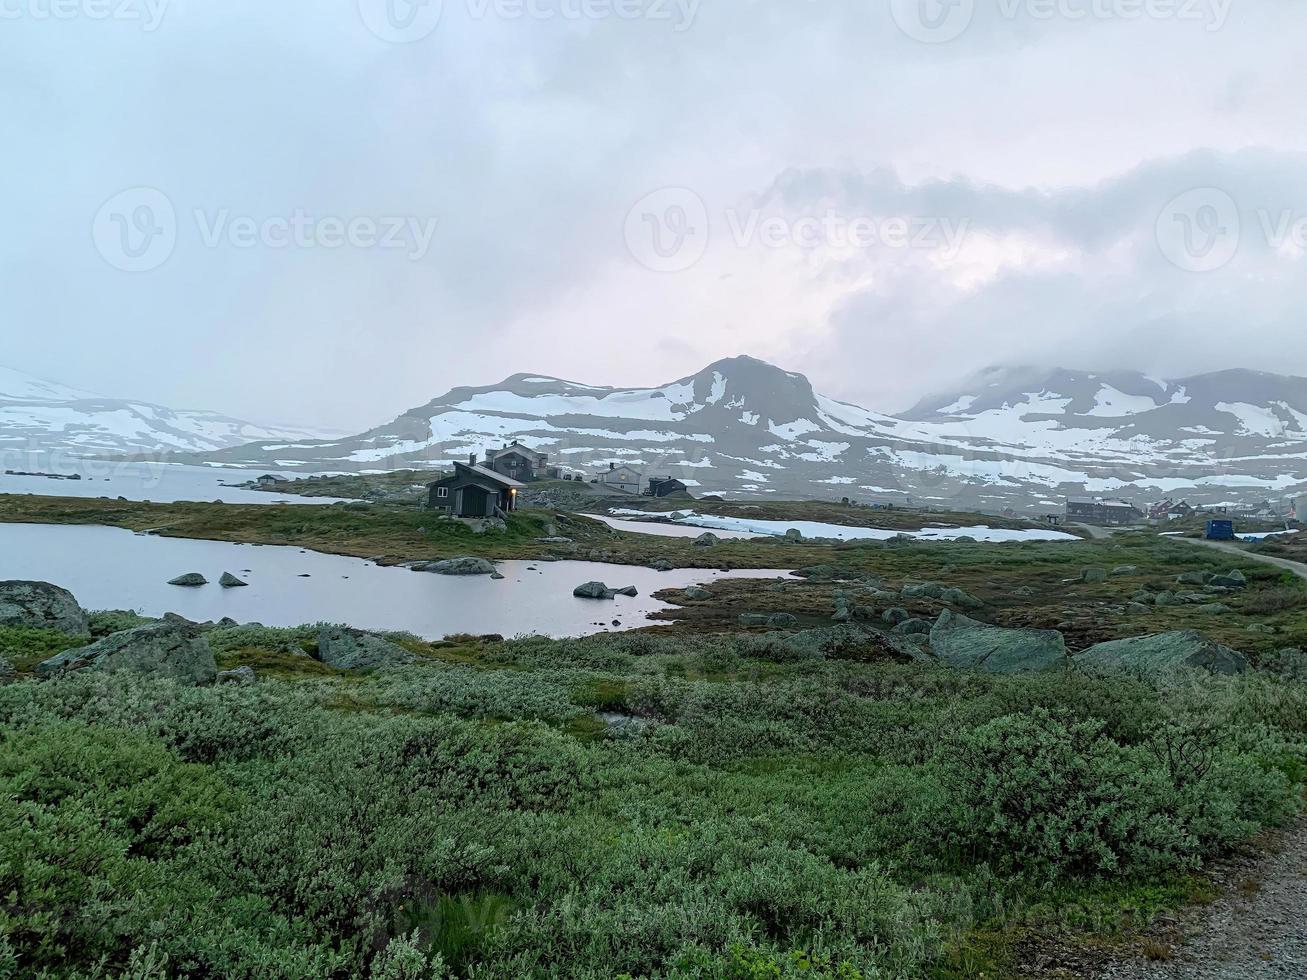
[188,357,1307,511]
[0,365,337,458]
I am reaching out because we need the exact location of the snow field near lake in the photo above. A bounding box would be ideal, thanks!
[609,510,1080,543]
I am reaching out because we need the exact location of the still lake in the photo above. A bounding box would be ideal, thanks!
[0,523,792,639]
[0,455,351,505]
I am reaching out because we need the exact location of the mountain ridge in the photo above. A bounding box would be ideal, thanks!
[166,356,1307,510]
[0,365,341,458]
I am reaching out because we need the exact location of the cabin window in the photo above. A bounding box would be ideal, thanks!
[437,487,449,498]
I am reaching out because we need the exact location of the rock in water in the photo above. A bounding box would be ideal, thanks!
[219,572,248,588]
[422,557,497,576]
[36,620,217,684]
[0,580,88,634]
[573,581,636,599]
[1076,630,1247,676]
[168,573,208,587]
[929,609,1068,674]
[315,626,417,670]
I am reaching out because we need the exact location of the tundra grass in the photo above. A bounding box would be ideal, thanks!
[0,625,1304,978]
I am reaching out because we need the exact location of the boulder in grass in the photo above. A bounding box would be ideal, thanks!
[1110,565,1139,577]
[168,573,208,587]
[684,586,712,601]
[0,657,14,684]
[882,607,911,626]
[219,572,248,588]
[693,532,721,547]
[892,618,932,636]
[929,609,1068,674]
[766,613,798,628]
[1081,568,1108,583]
[1209,570,1248,590]
[901,582,945,599]
[0,580,88,634]
[315,626,416,671]
[216,665,257,685]
[738,613,769,627]
[37,620,217,685]
[939,587,983,610]
[1075,630,1247,676]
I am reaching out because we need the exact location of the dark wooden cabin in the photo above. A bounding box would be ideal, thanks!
[484,441,550,482]
[428,456,525,517]
[647,476,691,499]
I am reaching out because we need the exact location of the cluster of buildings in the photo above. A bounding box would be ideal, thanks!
[425,442,692,517]
[1065,495,1303,528]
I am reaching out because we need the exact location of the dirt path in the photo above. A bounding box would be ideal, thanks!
[1089,822,1307,979]
[1173,536,1307,583]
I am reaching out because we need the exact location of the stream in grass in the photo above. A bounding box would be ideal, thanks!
[0,522,793,638]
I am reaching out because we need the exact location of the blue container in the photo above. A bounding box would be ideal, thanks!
[1205,519,1235,541]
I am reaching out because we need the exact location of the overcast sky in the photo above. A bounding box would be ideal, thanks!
[4,0,1307,430]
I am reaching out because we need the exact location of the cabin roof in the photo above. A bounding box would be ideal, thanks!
[487,441,546,462]
[434,461,525,489]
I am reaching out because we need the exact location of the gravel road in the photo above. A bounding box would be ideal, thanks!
[1091,822,1307,979]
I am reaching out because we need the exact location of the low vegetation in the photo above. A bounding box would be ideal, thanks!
[1,623,1304,978]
